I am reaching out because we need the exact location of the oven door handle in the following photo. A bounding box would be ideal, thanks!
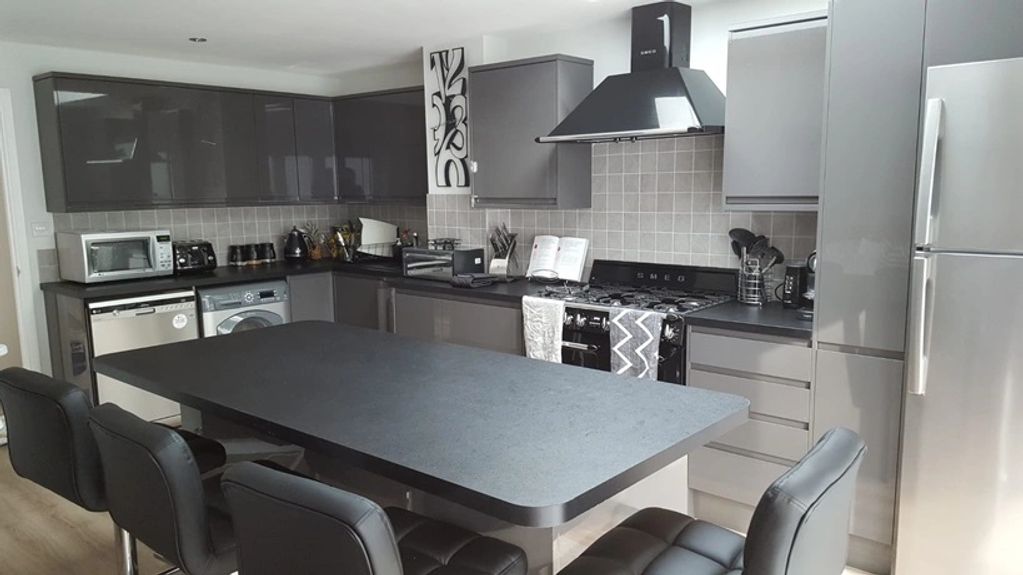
[561,341,599,352]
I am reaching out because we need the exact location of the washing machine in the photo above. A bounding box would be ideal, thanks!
[199,280,290,337]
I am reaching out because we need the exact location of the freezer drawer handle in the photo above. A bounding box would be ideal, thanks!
[914,98,944,247]
[907,254,933,396]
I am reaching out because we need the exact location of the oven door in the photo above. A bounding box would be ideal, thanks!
[84,236,158,281]
[561,330,610,371]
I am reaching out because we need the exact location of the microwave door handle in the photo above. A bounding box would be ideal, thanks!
[914,98,943,247]
[906,254,934,396]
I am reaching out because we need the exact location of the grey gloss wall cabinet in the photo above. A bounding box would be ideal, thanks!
[333,87,427,203]
[35,76,257,210]
[294,98,338,202]
[468,55,593,209]
[722,15,828,211]
[34,73,339,212]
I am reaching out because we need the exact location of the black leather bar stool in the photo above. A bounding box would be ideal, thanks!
[222,461,529,575]
[560,427,866,575]
[0,367,227,575]
[89,402,238,575]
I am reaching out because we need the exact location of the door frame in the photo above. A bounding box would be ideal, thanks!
[0,88,40,370]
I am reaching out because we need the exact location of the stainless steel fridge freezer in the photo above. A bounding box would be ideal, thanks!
[897,56,1023,575]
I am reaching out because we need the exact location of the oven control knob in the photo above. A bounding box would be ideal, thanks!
[563,313,573,326]
[663,325,677,340]
[574,313,586,327]
[600,317,609,332]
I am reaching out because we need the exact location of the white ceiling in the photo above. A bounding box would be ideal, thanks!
[0,0,673,77]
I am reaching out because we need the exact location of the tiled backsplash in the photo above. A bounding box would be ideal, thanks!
[41,204,427,282]
[429,135,817,274]
[40,136,816,283]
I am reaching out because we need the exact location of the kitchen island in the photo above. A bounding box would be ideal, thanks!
[95,321,749,572]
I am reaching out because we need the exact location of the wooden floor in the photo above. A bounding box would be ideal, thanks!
[0,446,167,575]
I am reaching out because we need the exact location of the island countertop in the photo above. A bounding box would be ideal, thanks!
[94,321,749,527]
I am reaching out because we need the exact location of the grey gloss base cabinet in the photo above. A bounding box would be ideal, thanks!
[34,73,339,212]
[288,273,335,322]
[333,274,391,331]
[685,326,895,574]
[468,55,593,209]
[392,291,524,356]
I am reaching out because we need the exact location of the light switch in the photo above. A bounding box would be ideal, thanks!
[31,221,51,237]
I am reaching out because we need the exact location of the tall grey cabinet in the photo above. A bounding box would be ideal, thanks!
[813,0,926,572]
[468,55,593,209]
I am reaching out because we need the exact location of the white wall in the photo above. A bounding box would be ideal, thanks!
[0,40,347,372]
[333,60,424,95]
[483,0,828,92]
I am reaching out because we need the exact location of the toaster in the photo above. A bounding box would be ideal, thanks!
[402,247,485,282]
[172,240,217,274]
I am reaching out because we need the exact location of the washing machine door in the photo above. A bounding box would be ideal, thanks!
[216,310,286,335]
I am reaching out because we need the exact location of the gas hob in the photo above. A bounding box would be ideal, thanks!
[542,284,733,315]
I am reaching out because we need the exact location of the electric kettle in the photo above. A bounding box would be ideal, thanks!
[284,227,311,261]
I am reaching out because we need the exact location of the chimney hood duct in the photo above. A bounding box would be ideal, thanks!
[538,1,725,144]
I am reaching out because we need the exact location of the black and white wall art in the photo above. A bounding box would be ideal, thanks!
[428,46,470,189]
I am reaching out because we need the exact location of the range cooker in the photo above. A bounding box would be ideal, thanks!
[539,260,737,384]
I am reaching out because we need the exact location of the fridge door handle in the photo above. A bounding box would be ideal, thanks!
[914,98,944,246]
[907,254,933,396]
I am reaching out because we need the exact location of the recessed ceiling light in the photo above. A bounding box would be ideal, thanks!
[188,37,207,43]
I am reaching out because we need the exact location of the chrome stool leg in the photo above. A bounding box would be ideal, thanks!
[114,526,138,575]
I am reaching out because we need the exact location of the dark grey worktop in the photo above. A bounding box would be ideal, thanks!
[39,259,543,305]
[94,321,749,527]
[687,301,813,340]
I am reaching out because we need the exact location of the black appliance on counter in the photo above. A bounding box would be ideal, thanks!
[172,240,217,274]
[538,260,736,384]
[402,247,485,282]
[781,262,808,309]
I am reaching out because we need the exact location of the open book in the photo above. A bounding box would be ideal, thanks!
[526,235,589,282]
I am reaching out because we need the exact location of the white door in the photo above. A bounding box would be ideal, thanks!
[0,142,21,370]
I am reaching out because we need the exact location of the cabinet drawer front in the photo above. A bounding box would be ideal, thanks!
[689,331,812,381]
[690,446,791,507]
[716,420,809,462]
[689,369,810,422]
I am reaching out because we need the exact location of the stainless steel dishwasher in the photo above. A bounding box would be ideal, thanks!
[89,290,198,423]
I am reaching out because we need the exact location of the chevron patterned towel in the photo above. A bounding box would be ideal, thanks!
[610,309,665,380]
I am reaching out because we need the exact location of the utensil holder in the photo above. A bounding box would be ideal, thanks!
[738,257,770,305]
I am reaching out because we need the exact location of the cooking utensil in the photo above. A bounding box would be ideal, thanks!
[763,247,785,270]
[749,236,770,260]
[728,228,756,251]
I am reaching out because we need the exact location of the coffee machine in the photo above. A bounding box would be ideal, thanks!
[781,262,808,309]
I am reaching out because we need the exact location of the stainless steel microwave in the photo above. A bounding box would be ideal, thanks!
[56,230,174,283]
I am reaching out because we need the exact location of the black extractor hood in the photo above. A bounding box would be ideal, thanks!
[538,1,725,143]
